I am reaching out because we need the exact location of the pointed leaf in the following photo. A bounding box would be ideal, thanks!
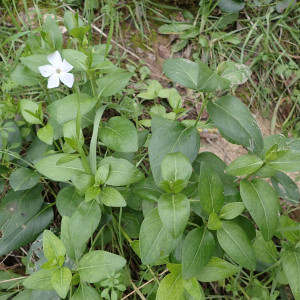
[98,157,144,186]
[282,251,300,300]
[9,168,40,191]
[182,227,215,279]
[78,250,126,283]
[156,268,184,300]
[219,202,245,220]
[158,193,190,239]
[207,96,263,155]
[99,116,138,152]
[183,277,205,300]
[225,154,263,176]
[208,213,222,230]
[23,269,54,291]
[37,124,53,145]
[195,257,239,282]
[217,221,256,271]
[71,283,100,300]
[253,231,277,264]
[35,154,84,182]
[43,230,66,261]
[198,162,224,214]
[101,187,126,207]
[240,178,280,241]
[51,267,72,299]
[267,150,300,172]
[70,200,101,254]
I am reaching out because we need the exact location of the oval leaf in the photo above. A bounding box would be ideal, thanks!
[182,227,215,279]
[101,187,127,207]
[240,178,280,241]
[78,250,126,283]
[9,168,40,191]
[99,116,138,152]
[51,267,72,299]
[158,193,190,239]
[207,95,263,155]
[217,221,256,271]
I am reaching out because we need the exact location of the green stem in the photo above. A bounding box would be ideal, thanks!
[40,82,51,104]
[194,92,209,127]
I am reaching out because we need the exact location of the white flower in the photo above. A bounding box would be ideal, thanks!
[38,51,74,89]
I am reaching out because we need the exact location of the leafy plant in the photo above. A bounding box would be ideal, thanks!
[1,7,300,300]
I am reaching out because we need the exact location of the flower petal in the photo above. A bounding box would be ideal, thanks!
[38,65,56,77]
[47,73,60,89]
[59,72,74,88]
[61,59,73,73]
[47,51,62,68]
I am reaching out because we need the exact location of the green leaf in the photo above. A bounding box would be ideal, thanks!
[43,230,66,261]
[57,154,80,165]
[98,157,144,186]
[20,99,41,124]
[163,58,198,90]
[71,174,95,194]
[11,66,39,86]
[37,124,53,145]
[271,171,299,205]
[198,162,224,214]
[9,168,40,191]
[218,0,245,13]
[0,202,53,257]
[253,231,277,264]
[193,152,236,188]
[196,60,231,92]
[279,215,300,243]
[0,271,23,290]
[262,134,287,157]
[267,150,300,172]
[163,58,231,92]
[139,208,177,264]
[231,215,256,241]
[96,72,133,97]
[48,93,97,124]
[195,257,239,282]
[12,290,32,300]
[149,121,200,185]
[217,221,256,271]
[131,176,164,202]
[183,277,205,300]
[35,154,84,182]
[139,208,166,264]
[182,227,215,279]
[208,212,222,230]
[240,179,280,241]
[158,193,190,239]
[95,164,110,185]
[161,152,192,182]
[99,116,138,152]
[51,267,72,299]
[61,216,76,261]
[225,155,263,176]
[207,96,264,155]
[101,187,127,207]
[56,186,84,217]
[85,186,101,202]
[61,49,87,71]
[217,61,251,86]
[78,250,126,283]
[283,251,300,300]
[20,54,49,73]
[180,27,199,40]
[156,268,184,300]
[121,213,141,239]
[71,25,90,39]
[219,202,245,220]
[276,0,296,13]
[23,269,54,291]
[71,283,100,300]
[0,185,43,242]
[70,200,101,254]
[44,15,63,50]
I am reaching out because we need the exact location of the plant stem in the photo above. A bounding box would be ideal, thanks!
[194,92,209,127]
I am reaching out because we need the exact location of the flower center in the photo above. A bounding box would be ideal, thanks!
[56,68,61,74]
